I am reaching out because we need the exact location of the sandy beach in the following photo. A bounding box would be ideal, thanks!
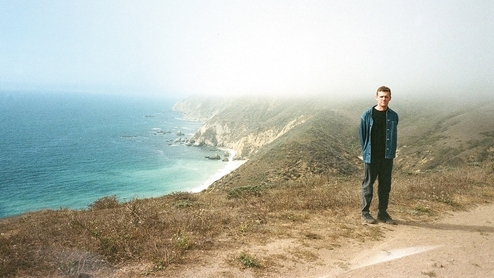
[190,148,246,193]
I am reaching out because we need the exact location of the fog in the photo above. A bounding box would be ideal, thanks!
[1,1,493,99]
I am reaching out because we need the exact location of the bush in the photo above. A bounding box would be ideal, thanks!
[89,195,120,210]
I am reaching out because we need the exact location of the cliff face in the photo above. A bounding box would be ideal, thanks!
[174,96,321,159]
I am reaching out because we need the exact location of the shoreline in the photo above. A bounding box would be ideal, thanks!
[190,148,247,193]
[0,95,234,220]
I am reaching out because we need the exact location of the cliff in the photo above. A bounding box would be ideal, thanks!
[173,95,329,159]
[174,95,363,185]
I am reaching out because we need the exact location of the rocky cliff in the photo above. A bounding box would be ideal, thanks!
[173,96,326,159]
[172,95,364,186]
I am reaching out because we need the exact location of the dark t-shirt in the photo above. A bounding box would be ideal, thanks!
[371,108,387,159]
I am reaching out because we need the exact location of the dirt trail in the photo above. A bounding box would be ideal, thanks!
[320,203,494,278]
[140,203,494,278]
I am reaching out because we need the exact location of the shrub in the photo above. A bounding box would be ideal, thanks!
[173,231,192,250]
[88,195,120,210]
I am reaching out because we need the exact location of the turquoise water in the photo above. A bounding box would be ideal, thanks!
[0,91,227,218]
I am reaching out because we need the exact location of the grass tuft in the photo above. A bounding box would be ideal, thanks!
[238,252,261,268]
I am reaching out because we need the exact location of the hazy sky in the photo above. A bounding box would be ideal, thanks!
[1,0,493,97]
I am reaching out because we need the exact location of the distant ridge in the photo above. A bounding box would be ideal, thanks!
[173,95,494,188]
[172,95,234,121]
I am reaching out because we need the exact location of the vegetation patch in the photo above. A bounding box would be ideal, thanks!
[227,185,263,199]
[89,195,120,210]
[238,252,261,268]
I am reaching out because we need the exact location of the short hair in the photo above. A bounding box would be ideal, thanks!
[376,86,391,96]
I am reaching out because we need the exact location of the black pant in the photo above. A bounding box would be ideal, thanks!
[361,158,393,215]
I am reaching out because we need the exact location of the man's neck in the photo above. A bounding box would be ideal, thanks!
[374,105,388,111]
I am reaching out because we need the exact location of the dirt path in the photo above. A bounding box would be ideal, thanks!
[142,203,494,278]
[320,203,494,278]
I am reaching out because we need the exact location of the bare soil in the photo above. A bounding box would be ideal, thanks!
[154,203,494,278]
[324,203,494,278]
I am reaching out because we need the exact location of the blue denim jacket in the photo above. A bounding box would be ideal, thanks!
[359,106,398,163]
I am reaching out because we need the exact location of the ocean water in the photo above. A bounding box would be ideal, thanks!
[0,91,238,219]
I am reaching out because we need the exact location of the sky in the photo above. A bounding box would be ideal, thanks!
[1,0,493,98]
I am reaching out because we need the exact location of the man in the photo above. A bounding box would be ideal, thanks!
[359,86,398,225]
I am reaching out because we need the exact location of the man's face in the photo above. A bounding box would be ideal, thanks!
[375,91,391,109]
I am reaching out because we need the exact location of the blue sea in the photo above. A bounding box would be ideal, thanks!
[0,91,234,219]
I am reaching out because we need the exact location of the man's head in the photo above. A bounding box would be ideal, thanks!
[376,86,391,96]
[375,86,391,111]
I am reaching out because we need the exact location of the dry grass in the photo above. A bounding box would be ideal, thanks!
[1,163,493,277]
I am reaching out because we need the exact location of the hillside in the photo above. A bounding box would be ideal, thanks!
[213,110,362,190]
[174,95,494,187]
[393,98,494,171]
[1,94,494,277]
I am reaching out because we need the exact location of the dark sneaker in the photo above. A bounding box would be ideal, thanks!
[362,213,377,224]
[377,212,397,225]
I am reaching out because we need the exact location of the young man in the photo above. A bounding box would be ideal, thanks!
[359,86,398,225]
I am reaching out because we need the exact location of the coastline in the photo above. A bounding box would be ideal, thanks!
[190,148,246,192]
[0,94,236,219]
